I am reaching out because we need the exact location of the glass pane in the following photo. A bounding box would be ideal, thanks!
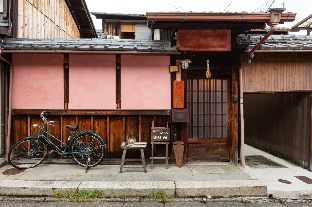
[199,103,203,115]
[223,92,227,102]
[210,92,215,102]
[216,127,221,138]
[216,103,221,114]
[216,80,221,91]
[223,80,227,90]
[199,127,203,138]
[193,115,197,126]
[216,92,221,102]
[216,115,221,126]
[193,103,197,114]
[223,103,227,114]
[187,127,191,137]
[193,92,197,102]
[193,80,197,91]
[199,92,203,102]
[199,115,203,126]
[210,80,215,91]
[193,128,197,138]
[199,79,203,91]
[223,115,227,126]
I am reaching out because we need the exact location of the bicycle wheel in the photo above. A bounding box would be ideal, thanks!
[8,138,47,169]
[71,133,105,167]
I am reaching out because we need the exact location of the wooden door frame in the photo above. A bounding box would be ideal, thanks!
[185,77,231,161]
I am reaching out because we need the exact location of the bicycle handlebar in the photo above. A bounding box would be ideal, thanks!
[40,111,60,125]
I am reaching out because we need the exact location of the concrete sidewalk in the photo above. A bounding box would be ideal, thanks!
[0,144,311,199]
[0,158,265,198]
[244,144,312,200]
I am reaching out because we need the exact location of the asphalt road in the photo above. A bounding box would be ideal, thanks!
[0,198,311,207]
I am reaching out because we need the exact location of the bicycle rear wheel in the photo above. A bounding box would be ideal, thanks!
[8,138,47,169]
[71,133,105,167]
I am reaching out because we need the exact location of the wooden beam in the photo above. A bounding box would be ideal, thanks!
[12,109,171,116]
[187,138,227,145]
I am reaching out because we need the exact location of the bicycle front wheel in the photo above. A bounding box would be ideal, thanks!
[71,133,105,167]
[8,138,47,169]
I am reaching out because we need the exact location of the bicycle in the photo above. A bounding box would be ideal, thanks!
[8,111,106,170]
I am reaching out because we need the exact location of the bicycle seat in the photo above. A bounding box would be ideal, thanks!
[66,124,79,131]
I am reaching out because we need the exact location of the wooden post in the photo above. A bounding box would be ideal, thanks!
[231,50,239,164]
[309,93,312,171]
[107,116,110,159]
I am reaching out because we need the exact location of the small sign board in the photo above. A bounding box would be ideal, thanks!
[151,127,170,142]
[171,109,189,123]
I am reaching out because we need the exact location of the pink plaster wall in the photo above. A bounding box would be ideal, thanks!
[121,55,171,109]
[69,54,116,109]
[12,54,64,109]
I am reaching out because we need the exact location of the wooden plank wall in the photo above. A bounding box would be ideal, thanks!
[244,93,310,163]
[11,112,171,159]
[17,0,80,38]
[242,53,312,92]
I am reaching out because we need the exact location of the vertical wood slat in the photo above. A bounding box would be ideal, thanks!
[123,116,126,142]
[139,116,142,142]
[17,0,80,38]
[243,53,312,92]
[107,116,110,159]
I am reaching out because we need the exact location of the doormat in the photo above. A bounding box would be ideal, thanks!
[295,176,312,184]
[2,168,26,175]
[245,155,286,168]
[189,165,224,174]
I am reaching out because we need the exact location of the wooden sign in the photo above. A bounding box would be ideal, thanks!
[151,127,170,142]
[173,81,184,108]
[171,109,189,123]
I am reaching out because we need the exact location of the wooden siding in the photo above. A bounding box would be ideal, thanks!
[11,110,171,159]
[244,93,310,163]
[242,53,312,92]
[17,0,80,38]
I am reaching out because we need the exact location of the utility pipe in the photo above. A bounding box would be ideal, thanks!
[239,66,245,168]
[6,64,12,162]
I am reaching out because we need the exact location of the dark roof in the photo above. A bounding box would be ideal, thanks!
[66,0,97,38]
[91,12,146,20]
[0,38,179,53]
[291,14,312,30]
[238,35,312,50]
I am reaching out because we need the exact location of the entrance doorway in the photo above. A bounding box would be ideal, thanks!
[186,78,230,161]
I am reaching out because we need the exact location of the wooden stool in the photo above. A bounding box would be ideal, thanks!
[119,142,147,173]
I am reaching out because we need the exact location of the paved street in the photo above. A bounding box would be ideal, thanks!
[0,197,311,207]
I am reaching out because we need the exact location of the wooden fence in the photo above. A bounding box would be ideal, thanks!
[12,109,171,159]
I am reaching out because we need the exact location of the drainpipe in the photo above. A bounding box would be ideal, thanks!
[0,54,13,162]
[6,64,12,162]
[248,25,276,64]
[239,66,245,168]
[248,8,285,63]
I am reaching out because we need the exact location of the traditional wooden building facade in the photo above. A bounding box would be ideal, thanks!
[0,0,96,156]
[1,9,301,166]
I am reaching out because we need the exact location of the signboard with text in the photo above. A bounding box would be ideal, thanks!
[151,127,170,142]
